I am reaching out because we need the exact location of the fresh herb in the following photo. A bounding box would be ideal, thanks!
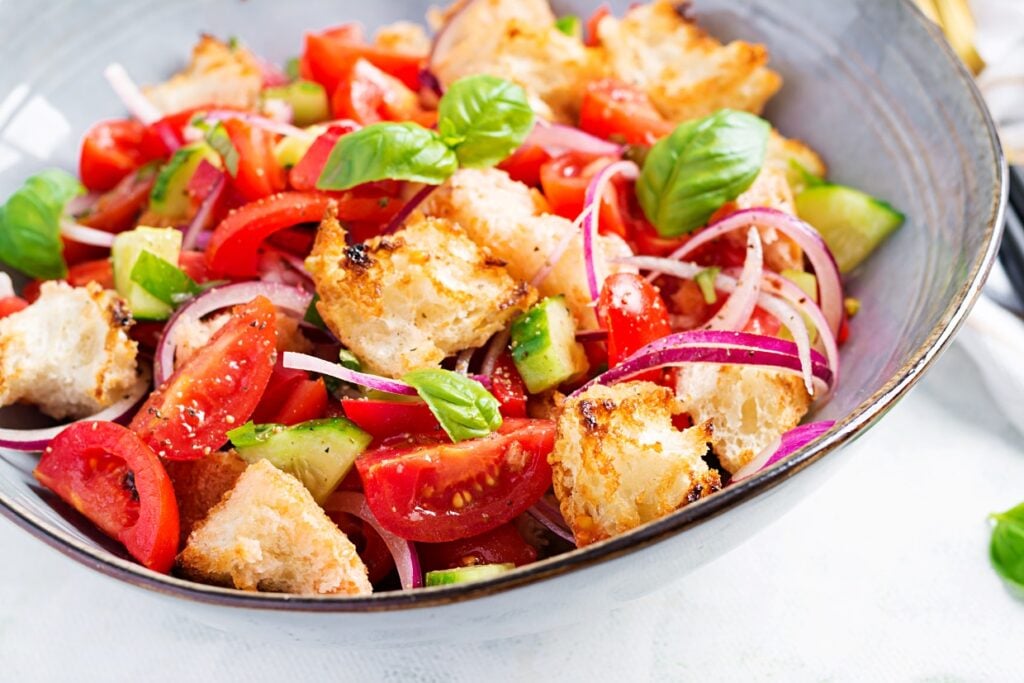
[694,267,720,305]
[129,250,200,306]
[193,118,239,176]
[318,75,534,190]
[0,169,82,279]
[338,348,361,372]
[990,502,1024,598]
[304,293,326,328]
[554,15,581,37]
[402,368,502,442]
[637,108,769,236]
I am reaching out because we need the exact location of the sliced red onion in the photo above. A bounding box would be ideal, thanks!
[0,369,151,452]
[704,227,762,331]
[324,490,423,590]
[283,352,418,396]
[524,120,624,158]
[275,251,313,283]
[155,282,312,385]
[418,68,444,97]
[103,63,162,125]
[731,420,836,482]
[181,168,225,252]
[760,270,840,390]
[202,109,310,139]
[527,498,574,544]
[529,205,591,288]
[383,184,436,235]
[664,208,844,335]
[480,329,510,377]
[756,294,815,395]
[582,160,638,300]
[59,220,114,248]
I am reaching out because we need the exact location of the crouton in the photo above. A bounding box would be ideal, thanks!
[374,21,431,55]
[423,168,635,328]
[550,381,720,546]
[732,164,803,272]
[164,449,248,544]
[675,364,810,475]
[596,0,781,122]
[0,282,138,420]
[178,459,371,595]
[306,212,536,378]
[144,35,262,115]
[429,0,603,122]
[766,129,828,193]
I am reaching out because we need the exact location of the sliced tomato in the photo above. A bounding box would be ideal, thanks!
[139,106,223,160]
[0,296,28,319]
[129,296,277,460]
[330,58,427,125]
[539,152,627,236]
[34,421,179,573]
[597,272,672,377]
[288,122,359,191]
[66,258,115,289]
[254,363,329,426]
[205,192,335,277]
[745,306,782,337]
[580,79,674,146]
[78,163,158,234]
[341,398,442,441]
[356,419,555,542]
[221,118,286,202]
[490,352,528,419]
[585,5,611,46]
[418,523,538,571]
[497,144,551,187]
[301,24,424,93]
[79,119,150,192]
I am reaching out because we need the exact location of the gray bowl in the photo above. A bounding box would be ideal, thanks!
[0,0,1005,644]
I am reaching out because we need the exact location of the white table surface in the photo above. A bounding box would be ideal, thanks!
[2,339,1022,682]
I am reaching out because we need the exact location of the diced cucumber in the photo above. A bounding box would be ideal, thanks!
[129,250,200,307]
[111,227,183,320]
[262,80,329,127]
[424,563,515,587]
[228,417,372,503]
[273,125,325,168]
[149,142,221,219]
[795,184,904,273]
[510,296,588,394]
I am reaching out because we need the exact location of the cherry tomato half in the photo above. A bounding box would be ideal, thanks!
[222,118,287,202]
[288,122,359,192]
[489,352,528,419]
[253,363,328,426]
[418,523,538,572]
[579,79,674,146]
[330,58,428,126]
[301,24,424,93]
[597,272,672,373]
[340,398,442,441]
[0,296,29,319]
[79,119,149,192]
[34,421,179,573]
[356,419,555,542]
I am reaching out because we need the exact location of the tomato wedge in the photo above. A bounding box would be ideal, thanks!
[34,422,179,573]
[341,398,442,441]
[418,523,538,571]
[254,363,328,426]
[222,118,287,202]
[489,352,528,419]
[497,144,551,187]
[356,419,555,542]
[78,164,158,234]
[79,119,150,192]
[579,80,674,146]
[130,296,277,460]
[330,58,429,126]
[301,24,424,92]
[0,296,28,319]
[288,122,359,191]
[597,273,672,375]
[539,152,628,237]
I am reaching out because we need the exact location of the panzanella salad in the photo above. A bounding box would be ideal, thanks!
[0,0,903,594]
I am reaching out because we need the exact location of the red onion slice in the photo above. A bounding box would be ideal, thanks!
[524,120,625,158]
[731,420,836,482]
[103,63,162,125]
[59,220,115,248]
[760,271,840,390]
[324,490,423,590]
[582,160,638,300]
[527,498,574,545]
[756,294,815,395]
[705,227,762,331]
[0,369,151,452]
[155,282,313,385]
[181,168,225,252]
[282,352,418,397]
[383,185,436,235]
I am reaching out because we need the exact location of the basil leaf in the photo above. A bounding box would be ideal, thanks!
[317,122,458,190]
[554,15,581,37]
[437,75,535,168]
[130,249,200,306]
[637,109,770,236]
[0,169,82,279]
[402,368,502,442]
[990,502,1024,598]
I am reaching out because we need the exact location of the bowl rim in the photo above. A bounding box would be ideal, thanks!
[0,0,1008,613]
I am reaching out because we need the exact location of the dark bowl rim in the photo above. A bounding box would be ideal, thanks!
[0,0,1008,613]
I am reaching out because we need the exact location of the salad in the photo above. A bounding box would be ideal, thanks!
[0,0,904,595]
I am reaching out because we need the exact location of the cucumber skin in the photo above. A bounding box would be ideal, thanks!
[425,563,515,586]
[510,296,586,394]
[111,227,182,320]
[263,80,329,127]
[149,143,221,218]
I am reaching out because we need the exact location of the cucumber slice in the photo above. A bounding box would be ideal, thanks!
[228,417,372,503]
[425,563,515,587]
[111,227,183,320]
[510,296,588,394]
[795,184,904,273]
[150,142,221,219]
[262,80,329,127]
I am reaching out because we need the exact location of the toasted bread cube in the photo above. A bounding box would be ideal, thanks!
[144,35,262,115]
[0,282,138,420]
[675,364,810,475]
[596,0,781,122]
[164,449,249,545]
[178,459,371,595]
[306,213,536,378]
[373,21,431,54]
[550,381,721,547]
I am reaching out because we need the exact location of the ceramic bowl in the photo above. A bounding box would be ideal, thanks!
[0,0,1005,644]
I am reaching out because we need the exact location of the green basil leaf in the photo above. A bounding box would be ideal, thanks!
[637,108,770,236]
[402,368,502,442]
[437,75,535,169]
[129,249,200,306]
[990,502,1024,598]
[317,122,458,190]
[0,169,82,279]
[695,267,720,305]
[554,15,581,37]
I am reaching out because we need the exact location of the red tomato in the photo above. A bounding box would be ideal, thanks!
[330,58,427,125]
[356,419,556,542]
[838,316,851,345]
[0,296,28,319]
[328,512,395,584]
[288,122,359,191]
[490,353,528,419]
[585,5,611,46]
[597,273,672,374]
[177,250,211,283]
[579,80,674,146]
[254,363,329,426]
[744,307,782,337]
[539,153,627,237]
[630,218,687,257]
[79,119,149,192]
[68,258,115,289]
[221,118,286,202]
[418,523,538,571]
[205,192,335,277]
[129,296,277,460]
[301,24,424,93]
[139,106,226,160]
[341,399,442,441]
[34,422,179,573]
[78,164,157,234]
[497,145,551,187]
[130,321,166,350]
